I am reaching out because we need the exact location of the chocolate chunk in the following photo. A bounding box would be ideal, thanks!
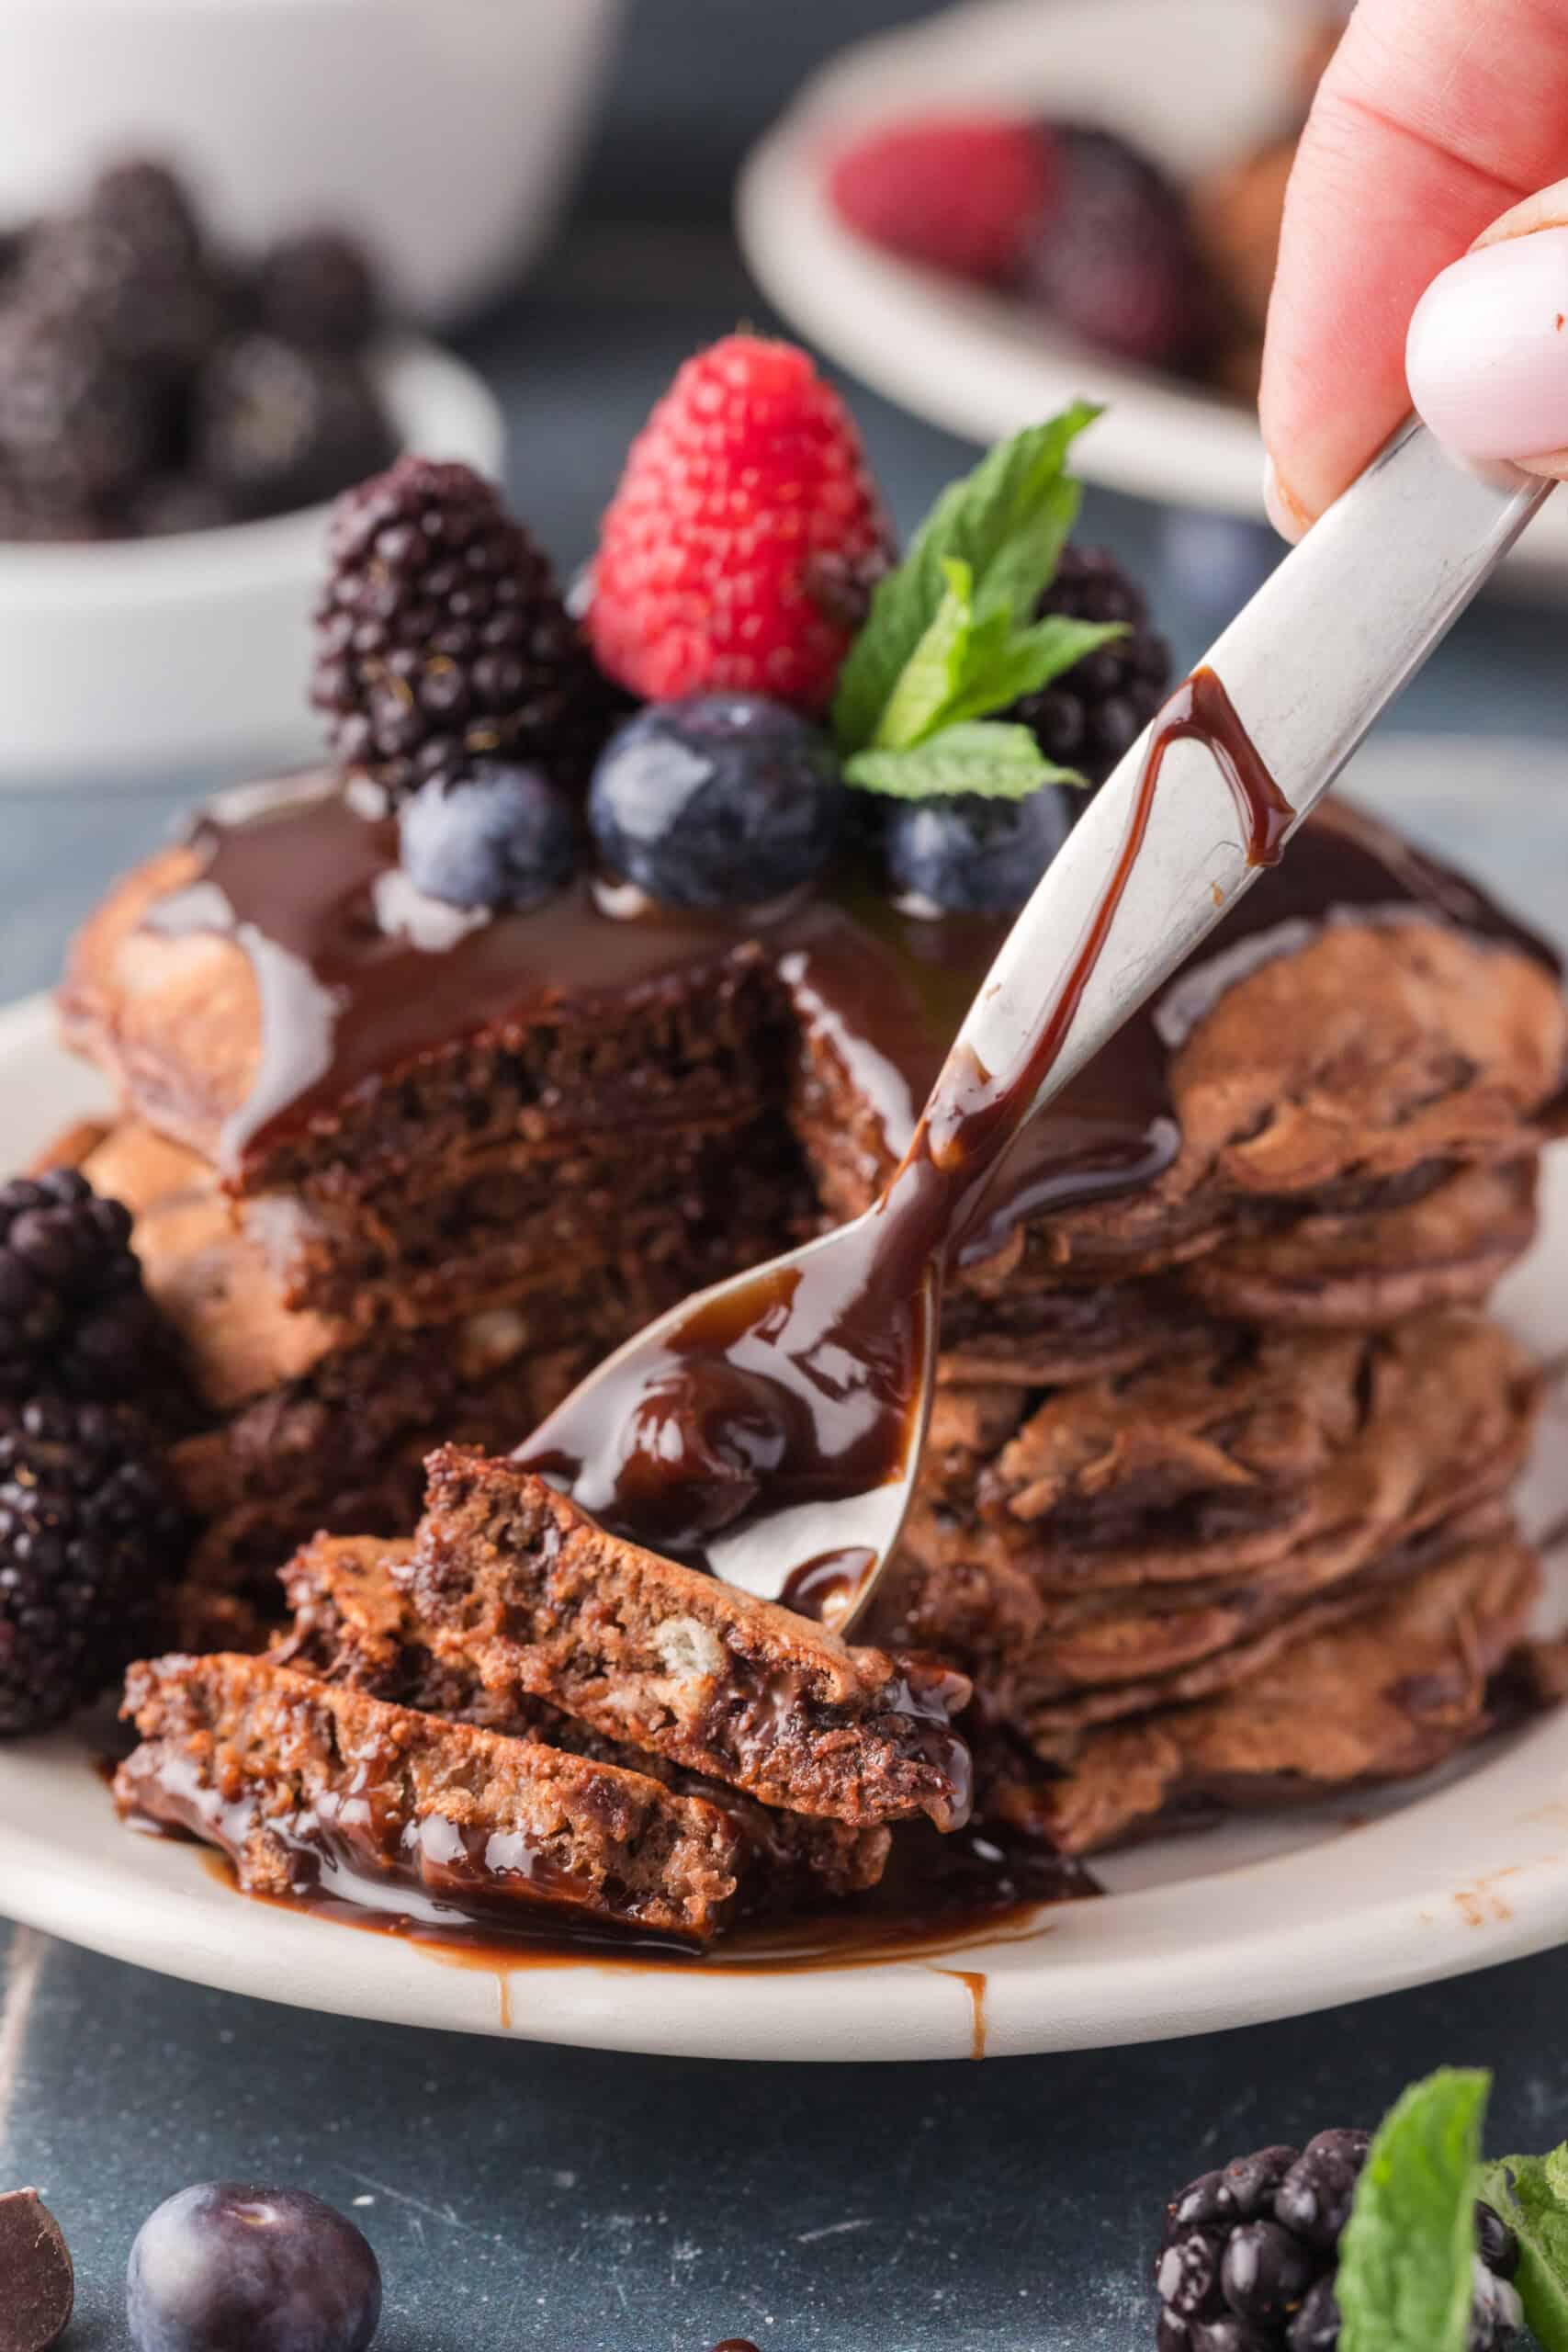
[0,2189,73,2352]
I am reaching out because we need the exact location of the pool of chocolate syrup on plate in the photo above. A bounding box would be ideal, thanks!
[130,670,1557,1963]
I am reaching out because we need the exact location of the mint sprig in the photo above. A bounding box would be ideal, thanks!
[1337,2068,1489,2352]
[832,403,1126,801]
[1482,2147,1568,2350]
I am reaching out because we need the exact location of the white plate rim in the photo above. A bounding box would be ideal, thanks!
[3,984,1568,2062]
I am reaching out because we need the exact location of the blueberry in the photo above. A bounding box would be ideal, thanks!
[588,693,843,910]
[127,2183,381,2352]
[399,761,577,911]
[885,786,1075,914]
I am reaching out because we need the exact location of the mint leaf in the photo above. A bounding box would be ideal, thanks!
[873,559,974,751]
[1337,2068,1489,2352]
[846,720,1081,801]
[934,614,1123,730]
[1481,2149,1568,2351]
[833,402,1106,763]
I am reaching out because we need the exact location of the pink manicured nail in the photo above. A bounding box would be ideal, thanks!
[1407,228,1568,461]
[1261,454,1307,543]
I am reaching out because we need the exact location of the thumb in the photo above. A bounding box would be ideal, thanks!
[1406,182,1568,481]
[1259,0,1568,535]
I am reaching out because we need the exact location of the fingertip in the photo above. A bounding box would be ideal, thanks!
[1261,454,1312,543]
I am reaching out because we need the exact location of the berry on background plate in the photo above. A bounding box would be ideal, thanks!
[589,692,844,910]
[1025,125,1214,369]
[127,2185,381,2352]
[588,333,894,717]
[827,113,1057,283]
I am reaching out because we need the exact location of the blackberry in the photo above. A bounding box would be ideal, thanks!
[0,467,102,543]
[87,159,206,281]
[253,230,380,351]
[1155,2138,1522,2351]
[1006,544,1171,784]
[193,334,396,520]
[0,1396,186,1736]
[0,1169,179,1407]
[312,457,614,800]
[18,211,223,376]
[0,307,161,499]
[1026,124,1215,368]
[125,473,238,538]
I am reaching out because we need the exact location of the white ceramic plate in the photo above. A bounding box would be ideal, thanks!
[5,751,1568,2058]
[0,334,505,787]
[737,0,1568,598]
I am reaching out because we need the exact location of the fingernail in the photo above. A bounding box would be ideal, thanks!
[1407,226,1568,461]
[1261,454,1308,543]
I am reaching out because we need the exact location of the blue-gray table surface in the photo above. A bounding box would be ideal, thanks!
[6,190,1568,2352]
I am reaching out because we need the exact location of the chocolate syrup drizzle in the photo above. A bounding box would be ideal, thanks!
[126,675,1560,1954]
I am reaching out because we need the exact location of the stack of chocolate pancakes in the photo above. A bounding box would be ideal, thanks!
[59,767,1568,1927]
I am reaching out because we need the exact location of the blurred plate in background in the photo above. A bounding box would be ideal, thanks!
[738,0,1568,600]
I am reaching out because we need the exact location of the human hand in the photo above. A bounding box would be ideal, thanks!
[1259,0,1568,537]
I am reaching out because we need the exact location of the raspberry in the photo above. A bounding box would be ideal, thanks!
[1155,2135,1523,2351]
[0,1396,186,1736]
[0,1169,186,1410]
[312,456,613,799]
[828,114,1057,283]
[1006,544,1171,783]
[588,333,894,718]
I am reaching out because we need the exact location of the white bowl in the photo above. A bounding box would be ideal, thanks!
[0,0,624,326]
[0,334,505,786]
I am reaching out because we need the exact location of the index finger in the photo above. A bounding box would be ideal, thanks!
[1258,0,1568,528]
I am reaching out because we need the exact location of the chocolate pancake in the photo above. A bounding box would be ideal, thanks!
[61,786,1565,1319]
[897,1313,1538,1611]
[118,1650,754,1944]
[410,1449,973,1832]
[273,1532,890,1904]
[987,1528,1541,1853]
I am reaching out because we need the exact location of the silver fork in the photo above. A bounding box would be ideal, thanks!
[516,424,1551,1633]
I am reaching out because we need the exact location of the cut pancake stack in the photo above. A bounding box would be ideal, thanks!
[59,784,1568,1928]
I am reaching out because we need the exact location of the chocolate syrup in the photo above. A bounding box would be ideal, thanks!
[136,675,1558,1608]
[515,672,1295,1589]
[168,1803,1096,1973]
